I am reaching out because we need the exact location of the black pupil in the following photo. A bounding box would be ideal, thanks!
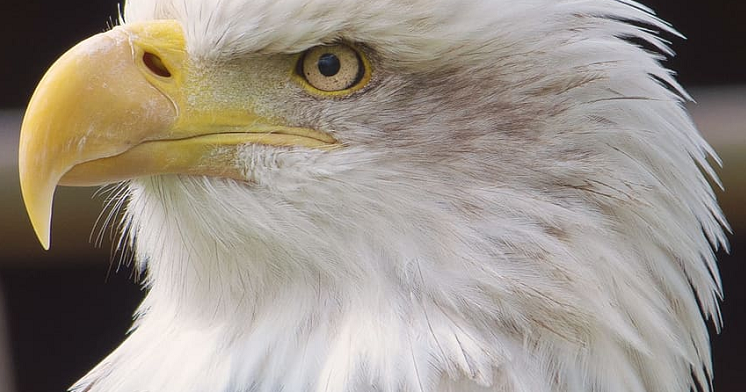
[317,53,341,77]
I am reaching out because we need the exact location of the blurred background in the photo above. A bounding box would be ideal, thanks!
[0,1,744,391]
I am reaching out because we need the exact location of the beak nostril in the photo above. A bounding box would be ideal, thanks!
[143,52,172,78]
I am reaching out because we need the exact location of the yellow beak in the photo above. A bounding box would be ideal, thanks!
[19,20,337,249]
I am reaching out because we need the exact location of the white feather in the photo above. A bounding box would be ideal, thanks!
[73,0,726,391]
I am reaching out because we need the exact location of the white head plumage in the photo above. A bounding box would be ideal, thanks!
[32,0,729,391]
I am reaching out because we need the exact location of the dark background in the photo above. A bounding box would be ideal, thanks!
[0,1,744,391]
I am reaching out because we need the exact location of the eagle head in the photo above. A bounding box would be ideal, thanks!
[19,0,726,391]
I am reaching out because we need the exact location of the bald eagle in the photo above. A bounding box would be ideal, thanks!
[19,0,726,391]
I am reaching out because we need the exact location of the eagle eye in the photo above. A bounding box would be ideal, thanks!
[295,44,371,95]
